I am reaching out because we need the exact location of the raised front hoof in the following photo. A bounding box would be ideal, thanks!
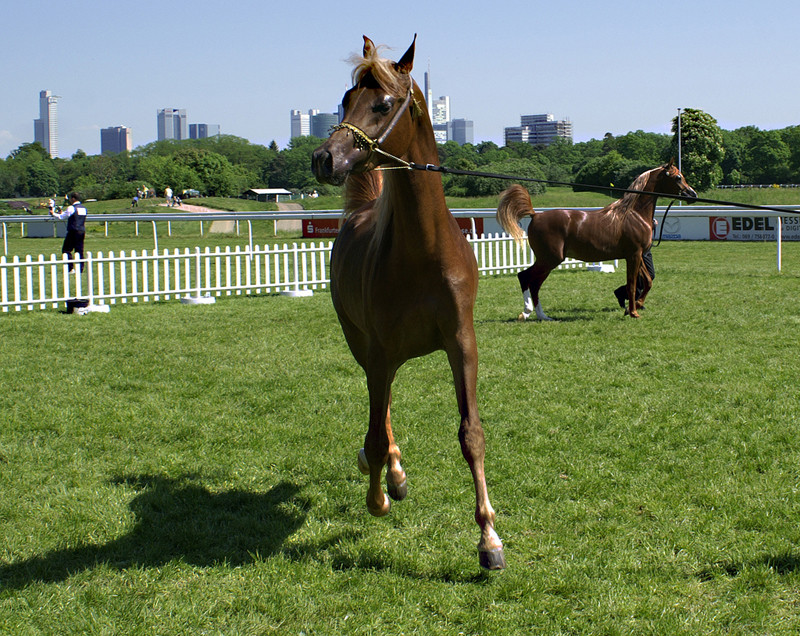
[357,448,370,475]
[517,312,529,322]
[479,547,507,570]
[387,478,408,501]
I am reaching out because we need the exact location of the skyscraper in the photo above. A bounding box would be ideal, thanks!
[101,126,132,154]
[290,110,311,138]
[157,108,187,141]
[310,112,339,139]
[424,69,451,144]
[34,90,59,158]
[189,124,220,139]
[449,119,474,146]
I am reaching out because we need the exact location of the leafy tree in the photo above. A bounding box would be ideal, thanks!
[26,161,60,196]
[671,108,724,191]
[137,154,202,195]
[778,126,800,182]
[743,130,791,184]
[461,158,546,197]
[615,130,671,166]
[0,159,22,197]
[269,136,324,193]
[574,151,628,192]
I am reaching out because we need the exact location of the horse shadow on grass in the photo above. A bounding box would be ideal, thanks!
[696,552,800,581]
[0,474,338,590]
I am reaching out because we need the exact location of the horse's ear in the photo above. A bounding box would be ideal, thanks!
[395,34,416,74]
[362,35,375,58]
[666,157,675,169]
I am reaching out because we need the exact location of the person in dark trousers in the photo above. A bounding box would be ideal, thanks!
[614,248,655,308]
[49,192,87,272]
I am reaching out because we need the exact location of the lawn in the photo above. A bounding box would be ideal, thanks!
[1,241,800,634]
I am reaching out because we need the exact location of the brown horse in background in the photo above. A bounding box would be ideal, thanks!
[311,36,505,569]
[496,161,697,320]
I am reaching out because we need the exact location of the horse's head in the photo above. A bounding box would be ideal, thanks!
[312,35,422,186]
[656,158,698,202]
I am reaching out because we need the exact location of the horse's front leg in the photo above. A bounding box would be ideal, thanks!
[625,253,643,318]
[360,361,406,517]
[447,328,506,570]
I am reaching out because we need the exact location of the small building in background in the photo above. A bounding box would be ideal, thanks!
[242,188,292,203]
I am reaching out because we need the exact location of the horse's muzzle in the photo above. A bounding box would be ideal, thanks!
[312,146,340,185]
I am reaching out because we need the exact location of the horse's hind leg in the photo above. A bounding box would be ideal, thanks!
[529,261,554,321]
[517,265,536,319]
[517,262,553,321]
[446,328,505,570]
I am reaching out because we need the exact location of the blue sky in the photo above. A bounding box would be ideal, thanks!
[2,0,798,159]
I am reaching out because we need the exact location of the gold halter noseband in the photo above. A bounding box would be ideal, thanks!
[330,83,419,165]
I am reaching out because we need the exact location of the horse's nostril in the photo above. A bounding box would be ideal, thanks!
[312,149,333,178]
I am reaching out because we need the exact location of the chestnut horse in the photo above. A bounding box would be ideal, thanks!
[496,161,697,320]
[311,36,505,569]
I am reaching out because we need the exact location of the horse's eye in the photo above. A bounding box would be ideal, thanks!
[372,100,392,115]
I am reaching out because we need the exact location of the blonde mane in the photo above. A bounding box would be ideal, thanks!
[347,45,408,99]
[606,167,659,220]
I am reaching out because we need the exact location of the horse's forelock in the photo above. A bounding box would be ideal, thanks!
[348,46,407,99]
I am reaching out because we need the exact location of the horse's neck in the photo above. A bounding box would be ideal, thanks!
[624,174,659,222]
[377,120,449,241]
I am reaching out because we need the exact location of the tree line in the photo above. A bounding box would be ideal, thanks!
[2,108,798,202]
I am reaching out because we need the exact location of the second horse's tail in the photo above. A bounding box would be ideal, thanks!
[496,185,534,246]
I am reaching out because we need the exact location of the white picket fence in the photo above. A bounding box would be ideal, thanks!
[0,234,609,313]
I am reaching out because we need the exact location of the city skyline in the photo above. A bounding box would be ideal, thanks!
[3,0,799,159]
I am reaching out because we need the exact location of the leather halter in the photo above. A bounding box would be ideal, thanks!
[330,82,415,163]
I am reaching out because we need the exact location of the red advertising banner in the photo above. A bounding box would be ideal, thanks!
[303,217,483,239]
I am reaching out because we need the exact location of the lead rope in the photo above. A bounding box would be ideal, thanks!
[655,200,674,247]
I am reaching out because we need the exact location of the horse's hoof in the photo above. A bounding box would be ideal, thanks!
[357,448,370,475]
[479,547,507,570]
[517,313,528,321]
[367,493,391,517]
[387,477,407,501]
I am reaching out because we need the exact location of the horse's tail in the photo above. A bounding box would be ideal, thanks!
[497,184,534,246]
[343,171,384,216]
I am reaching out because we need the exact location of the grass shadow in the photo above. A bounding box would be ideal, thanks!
[696,552,800,581]
[0,474,310,590]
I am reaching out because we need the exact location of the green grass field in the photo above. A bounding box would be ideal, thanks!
[2,241,800,634]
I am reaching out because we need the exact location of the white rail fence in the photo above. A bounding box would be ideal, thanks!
[1,234,607,313]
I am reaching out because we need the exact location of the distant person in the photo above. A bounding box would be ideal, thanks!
[131,195,139,208]
[47,197,56,214]
[165,186,173,207]
[49,192,87,273]
[173,195,181,208]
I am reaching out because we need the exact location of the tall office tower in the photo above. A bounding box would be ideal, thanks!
[100,126,133,154]
[34,90,59,158]
[311,112,339,139]
[449,118,474,146]
[157,108,188,140]
[423,68,450,144]
[189,123,221,139]
[290,109,311,138]
[430,95,450,144]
